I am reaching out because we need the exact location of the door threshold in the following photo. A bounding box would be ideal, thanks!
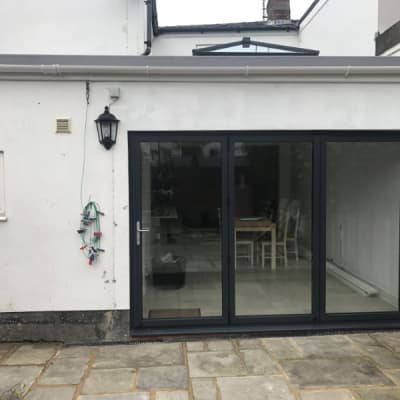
[131,320,400,340]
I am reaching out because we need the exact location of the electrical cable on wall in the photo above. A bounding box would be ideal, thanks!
[77,201,105,265]
[80,81,90,208]
[77,82,105,265]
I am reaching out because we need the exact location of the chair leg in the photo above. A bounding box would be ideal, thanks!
[295,240,299,263]
[283,242,288,267]
[261,243,265,270]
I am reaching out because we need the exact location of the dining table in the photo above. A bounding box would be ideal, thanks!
[235,218,277,270]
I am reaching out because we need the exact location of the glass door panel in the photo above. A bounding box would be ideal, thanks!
[139,141,223,319]
[233,142,313,316]
[326,142,400,313]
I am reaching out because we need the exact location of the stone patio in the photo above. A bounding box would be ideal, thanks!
[2,333,400,399]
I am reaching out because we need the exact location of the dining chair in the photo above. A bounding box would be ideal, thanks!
[260,205,301,267]
[235,233,255,268]
[286,207,300,263]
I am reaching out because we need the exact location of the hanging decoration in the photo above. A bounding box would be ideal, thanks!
[77,201,105,265]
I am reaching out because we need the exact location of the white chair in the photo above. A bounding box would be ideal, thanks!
[286,207,300,263]
[260,206,300,267]
[235,233,254,268]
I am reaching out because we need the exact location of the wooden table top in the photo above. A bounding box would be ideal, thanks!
[235,218,276,230]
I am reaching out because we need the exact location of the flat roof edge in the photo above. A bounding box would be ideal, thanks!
[1,55,400,68]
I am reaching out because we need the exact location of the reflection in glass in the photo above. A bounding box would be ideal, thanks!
[141,142,222,319]
[326,142,399,313]
[234,143,313,316]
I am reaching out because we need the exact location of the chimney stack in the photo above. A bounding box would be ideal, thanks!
[266,0,291,23]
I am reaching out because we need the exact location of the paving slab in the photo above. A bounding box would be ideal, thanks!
[384,370,400,385]
[300,389,355,400]
[155,391,189,400]
[237,339,262,349]
[186,342,205,352]
[0,366,43,396]
[137,366,188,390]
[0,343,15,357]
[94,343,183,369]
[56,346,96,359]
[361,343,400,369]
[207,341,233,351]
[292,335,361,359]
[82,368,135,394]
[188,351,246,378]
[241,349,279,375]
[217,375,295,400]
[3,344,57,365]
[261,338,302,360]
[78,394,149,400]
[25,386,76,400]
[282,357,393,387]
[347,334,379,347]
[355,387,400,399]
[191,378,217,400]
[372,333,400,352]
[39,356,88,385]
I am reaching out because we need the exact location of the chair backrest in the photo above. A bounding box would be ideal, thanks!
[282,202,301,241]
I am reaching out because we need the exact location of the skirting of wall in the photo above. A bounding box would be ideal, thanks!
[0,310,130,345]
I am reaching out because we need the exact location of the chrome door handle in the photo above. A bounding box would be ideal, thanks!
[136,221,150,245]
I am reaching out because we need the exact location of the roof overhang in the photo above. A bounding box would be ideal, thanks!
[1,55,400,83]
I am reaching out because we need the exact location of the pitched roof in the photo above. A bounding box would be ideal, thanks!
[192,37,319,56]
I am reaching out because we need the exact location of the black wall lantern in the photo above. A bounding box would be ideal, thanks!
[95,106,120,150]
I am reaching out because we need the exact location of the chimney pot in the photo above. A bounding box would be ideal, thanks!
[267,0,291,21]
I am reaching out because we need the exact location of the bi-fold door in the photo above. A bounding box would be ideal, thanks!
[129,132,400,334]
[129,133,318,332]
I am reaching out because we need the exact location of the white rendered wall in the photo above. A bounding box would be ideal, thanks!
[0,0,146,55]
[300,0,379,55]
[1,79,400,312]
[379,0,400,33]
[151,31,300,56]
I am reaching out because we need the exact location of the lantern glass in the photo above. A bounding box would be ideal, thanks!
[95,106,120,150]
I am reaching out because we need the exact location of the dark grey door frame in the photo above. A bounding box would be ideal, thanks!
[128,130,400,337]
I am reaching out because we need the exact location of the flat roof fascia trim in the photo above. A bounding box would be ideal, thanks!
[2,64,400,82]
[3,55,400,67]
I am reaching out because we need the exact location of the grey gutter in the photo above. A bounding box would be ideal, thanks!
[2,56,400,81]
[3,55,400,68]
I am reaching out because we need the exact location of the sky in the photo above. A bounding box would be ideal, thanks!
[157,0,314,26]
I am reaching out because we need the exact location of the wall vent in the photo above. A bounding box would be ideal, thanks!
[56,118,71,133]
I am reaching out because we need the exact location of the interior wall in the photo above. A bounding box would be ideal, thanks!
[327,143,400,305]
